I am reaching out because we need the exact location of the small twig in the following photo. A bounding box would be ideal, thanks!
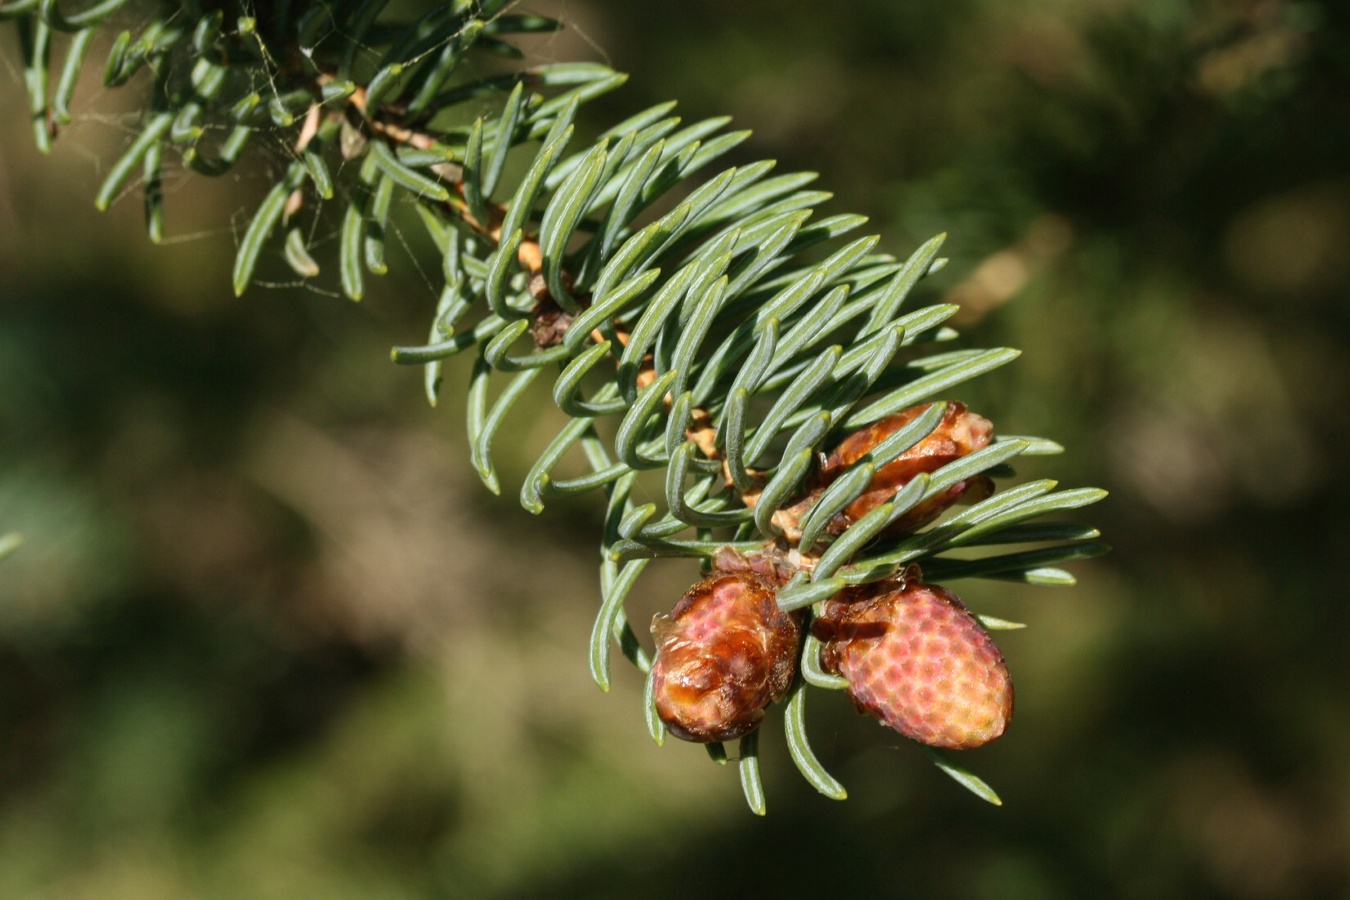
[325,68,763,510]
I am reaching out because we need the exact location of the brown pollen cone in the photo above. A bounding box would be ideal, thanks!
[778,401,995,545]
[814,579,1012,749]
[651,570,802,743]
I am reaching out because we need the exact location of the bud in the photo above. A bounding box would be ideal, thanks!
[774,401,995,545]
[814,577,1012,749]
[817,401,994,538]
[651,563,802,743]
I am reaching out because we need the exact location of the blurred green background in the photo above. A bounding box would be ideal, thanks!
[3,0,1349,896]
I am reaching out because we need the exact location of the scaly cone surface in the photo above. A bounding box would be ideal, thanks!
[815,578,1013,749]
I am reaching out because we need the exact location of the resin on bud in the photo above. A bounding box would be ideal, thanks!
[650,549,802,743]
[814,575,1012,749]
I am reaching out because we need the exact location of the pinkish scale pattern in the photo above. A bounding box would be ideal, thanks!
[816,579,1012,749]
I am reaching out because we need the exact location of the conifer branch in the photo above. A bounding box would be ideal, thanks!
[4,0,1108,811]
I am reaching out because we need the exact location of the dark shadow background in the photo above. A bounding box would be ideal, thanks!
[2,1,1348,897]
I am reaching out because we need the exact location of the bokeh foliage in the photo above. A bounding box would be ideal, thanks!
[2,0,1348,897]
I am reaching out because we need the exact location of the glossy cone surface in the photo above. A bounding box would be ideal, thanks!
[651,572,801,743]
[817,580,1012,749]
